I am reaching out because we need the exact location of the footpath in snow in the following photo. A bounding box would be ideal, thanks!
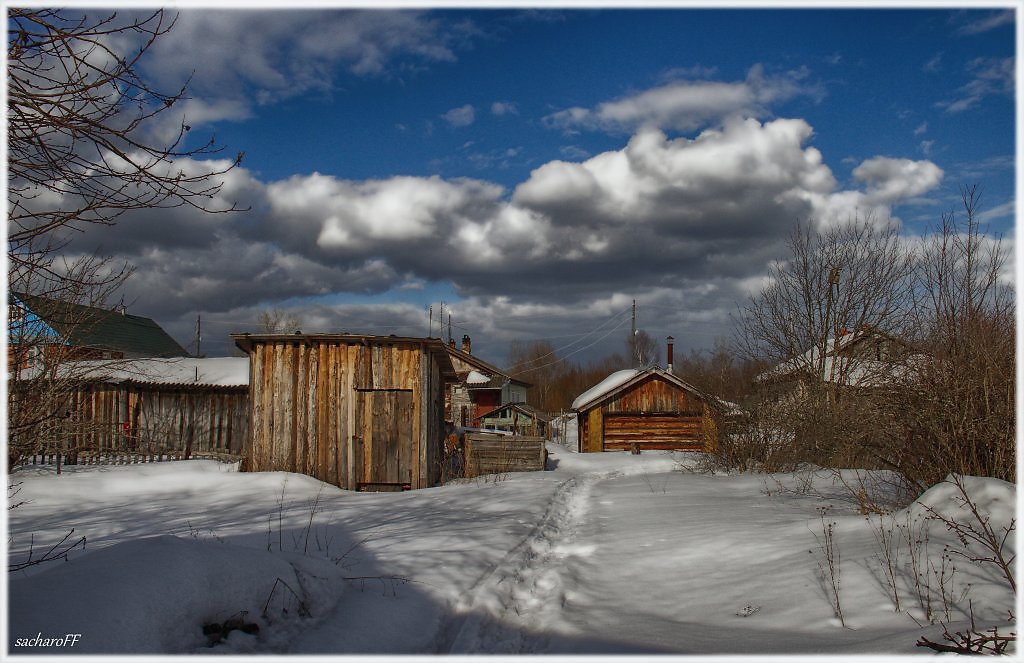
[5,442,1016,656]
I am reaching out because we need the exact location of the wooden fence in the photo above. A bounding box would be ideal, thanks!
[65,382,248,455]
[17,450,242,468]
[463,433,547,479]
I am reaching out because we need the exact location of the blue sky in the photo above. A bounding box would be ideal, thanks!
[55,4,1017,365]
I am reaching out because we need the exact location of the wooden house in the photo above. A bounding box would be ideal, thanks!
[9,292,189,376]
[232,333,457,491]
[445,335,531,427]
[754,325,920,397]
[477,402,551,437]
[572,367,722,453]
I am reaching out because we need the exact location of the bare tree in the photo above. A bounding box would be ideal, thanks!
[885,186,1015,489]
[734,216,915,469]
[507,340,559,411]
[257,308,304,334]
[7,9,244,468]
[626,329,661,368]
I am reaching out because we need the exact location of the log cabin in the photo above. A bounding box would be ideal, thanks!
[572,366,722,453]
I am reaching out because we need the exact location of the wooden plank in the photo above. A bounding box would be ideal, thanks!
[304,342,318,477]
[294,342,306,474]
[463,434,546,478]
[326,343,339,487]
[587,408,603,453]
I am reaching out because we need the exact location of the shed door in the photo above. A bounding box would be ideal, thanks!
[602,413,703,451]
[354,390,415,491]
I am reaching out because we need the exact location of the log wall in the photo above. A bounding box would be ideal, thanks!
[576,372,720,453]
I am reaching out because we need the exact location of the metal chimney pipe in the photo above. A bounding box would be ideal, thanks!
[666,336,674,372]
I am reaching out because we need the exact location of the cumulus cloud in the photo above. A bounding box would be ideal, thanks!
[67,117,945,359]
[852,157,945,205]
[442,104,476,127]
[543,65,822,133]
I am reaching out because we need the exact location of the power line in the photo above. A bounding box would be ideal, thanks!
[505,315,630,379]
[502,305,633,370]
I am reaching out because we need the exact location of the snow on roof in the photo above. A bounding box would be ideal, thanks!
[59,357,249,387]
[466,370,490,384]
[571,369,641,411]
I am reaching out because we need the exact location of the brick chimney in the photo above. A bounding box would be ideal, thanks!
[448,338,456,349]
[461,334,471,355]
[666,336,674,373]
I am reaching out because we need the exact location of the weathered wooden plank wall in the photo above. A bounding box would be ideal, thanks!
[242,336,451,491]
[464,434,546,478]
[62,383,248,455]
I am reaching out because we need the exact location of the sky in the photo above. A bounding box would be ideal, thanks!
[46,3,1017,366]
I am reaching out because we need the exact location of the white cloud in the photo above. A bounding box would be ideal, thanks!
[67,118,949,360]
[939,57,1014,113]
[543,65,821,133]
[442,104,476,127]
[141,10,465,132]
[491,101,518,116]
[957,10,1014,36]
[852,156,944,205]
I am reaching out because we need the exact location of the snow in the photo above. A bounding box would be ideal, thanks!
[54,356,249,386]
[571,368,640,410]
[466,370,490,384]
[5,449,1016,656]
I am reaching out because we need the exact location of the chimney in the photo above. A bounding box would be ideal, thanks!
[448,338,456,349]
[462,334,471,355]
[666,336,674,373]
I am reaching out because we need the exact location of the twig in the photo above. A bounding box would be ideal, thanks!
[8,529,87,571]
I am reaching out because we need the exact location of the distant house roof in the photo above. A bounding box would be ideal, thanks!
[11,292,189,358]
[755,327,920,388]
[479,402,552,422]
[571,369,641,411]
[56,357,249,388]
[445,344,532,389]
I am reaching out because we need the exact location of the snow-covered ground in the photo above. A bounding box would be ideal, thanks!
[5,433,1016,657]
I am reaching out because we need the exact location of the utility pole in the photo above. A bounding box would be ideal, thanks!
[194,314,202,358]
[631,299,638,367]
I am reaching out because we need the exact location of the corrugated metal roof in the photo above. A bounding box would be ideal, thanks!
[55,357,249,387]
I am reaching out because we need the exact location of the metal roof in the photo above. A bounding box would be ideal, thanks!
[11,292,189,358]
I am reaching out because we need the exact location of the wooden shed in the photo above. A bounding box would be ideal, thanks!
[477,402,551,437]
[232,333,457,491]
[572,367,722,453]
[42,357,249,458]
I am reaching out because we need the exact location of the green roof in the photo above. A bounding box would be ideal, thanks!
[13,292,189,358]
